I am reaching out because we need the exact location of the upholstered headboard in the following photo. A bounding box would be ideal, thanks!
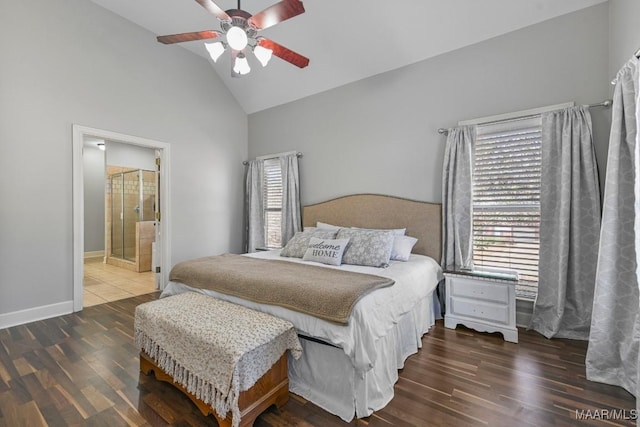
[302,194,442,261]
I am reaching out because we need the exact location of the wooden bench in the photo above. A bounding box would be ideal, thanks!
[139,351,288,427]
[134,292,302,427]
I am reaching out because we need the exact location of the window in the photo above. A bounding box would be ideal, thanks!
[263,158,283,248]
[472,116,541,299]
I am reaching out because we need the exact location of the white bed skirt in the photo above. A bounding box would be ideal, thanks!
[289,294,436,421]
[162,281,438,421]
[162,250,443,421]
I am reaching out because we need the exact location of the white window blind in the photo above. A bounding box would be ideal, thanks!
[263,158,283,248]
[473,116,541,299]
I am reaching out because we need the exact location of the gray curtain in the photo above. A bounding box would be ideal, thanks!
[586,57,639,397]
[441,125,475,270]
[245,159,265,253]
[530,106,601,340]
[280,153,302,245]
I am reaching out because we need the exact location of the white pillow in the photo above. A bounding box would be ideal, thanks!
[390,235,418,261]
[302,237,350,266]
[316,221,342,230]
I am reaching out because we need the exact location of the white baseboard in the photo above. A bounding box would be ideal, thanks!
[84,251,105,258]
[0,300,74,330]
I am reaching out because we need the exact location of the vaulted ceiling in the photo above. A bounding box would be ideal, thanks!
[90,0,606,114]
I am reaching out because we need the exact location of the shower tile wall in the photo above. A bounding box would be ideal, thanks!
[142,171,155,219]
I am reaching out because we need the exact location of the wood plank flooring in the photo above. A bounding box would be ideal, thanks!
[0,293,635,426]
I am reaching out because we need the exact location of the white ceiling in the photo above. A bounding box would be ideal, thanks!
[90,0,607,114]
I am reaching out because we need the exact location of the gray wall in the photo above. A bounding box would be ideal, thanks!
[106,140,156,171]
[609,0,640,78]
[248,4,611,205]
[0,0,247,317]
[83,144,106,253]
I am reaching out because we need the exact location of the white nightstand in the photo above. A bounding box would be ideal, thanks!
[444,270,518,343]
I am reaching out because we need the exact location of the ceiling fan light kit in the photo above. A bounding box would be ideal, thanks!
[233,52,251,75]
[226,25,248,51]
[204,40,226,62]
[157,0,309,78]
[253,43,273,67]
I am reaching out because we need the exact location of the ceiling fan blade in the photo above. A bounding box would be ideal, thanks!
[258,38,309,68]
[248,0,305,31]
[195,0,231,22]
[157,30,220,44]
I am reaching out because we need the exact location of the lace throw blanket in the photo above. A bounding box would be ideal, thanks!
[134,292,302,427]
[169,253,395,324]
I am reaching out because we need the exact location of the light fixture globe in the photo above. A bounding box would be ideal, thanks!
[226,26,248,51]
[204,41,225,62]
[253,45,273,67]
[233,53,251,75]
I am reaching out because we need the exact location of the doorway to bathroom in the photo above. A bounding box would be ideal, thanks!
[72,125,171,312]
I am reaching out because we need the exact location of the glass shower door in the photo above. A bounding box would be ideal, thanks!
[109,169,155,264]
[123,170,139,262]
[111,173,124,259]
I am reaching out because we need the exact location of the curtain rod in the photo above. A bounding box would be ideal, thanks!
[243,152,302,165]
[437,99,613,135]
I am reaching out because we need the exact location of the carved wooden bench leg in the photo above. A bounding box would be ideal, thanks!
[140,352,289,426]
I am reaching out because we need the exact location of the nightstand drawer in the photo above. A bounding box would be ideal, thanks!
[449,277,509,303]
[450,298,509,324]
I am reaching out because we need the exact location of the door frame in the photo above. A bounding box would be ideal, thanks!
[72,125,172,312]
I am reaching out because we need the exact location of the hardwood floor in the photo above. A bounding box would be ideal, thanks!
[0,293,635,426]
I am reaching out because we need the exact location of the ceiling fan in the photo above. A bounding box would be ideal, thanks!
[157,0,309,77]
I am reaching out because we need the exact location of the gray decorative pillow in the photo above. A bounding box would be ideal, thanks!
[316,221,342,230]
[337,228,395,267]
[280,230,338,258]
[351,226,406,236]
[302,237,350,266]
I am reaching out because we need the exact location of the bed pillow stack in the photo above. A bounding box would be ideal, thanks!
[280,222,418,267]
[318,223,418,263]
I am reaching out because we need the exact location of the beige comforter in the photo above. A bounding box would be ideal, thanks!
[169,253,395,324]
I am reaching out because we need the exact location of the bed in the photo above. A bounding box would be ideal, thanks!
[161,194,443,421]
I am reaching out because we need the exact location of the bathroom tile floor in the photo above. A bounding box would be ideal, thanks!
[83,257,157,307]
